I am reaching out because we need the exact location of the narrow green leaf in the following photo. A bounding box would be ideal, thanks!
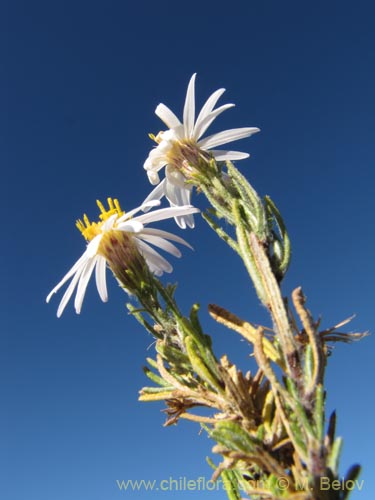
[314,384,325,442]
[140,386,174,394]
[285,377,315,437]
[185,336,222,391]
[326,410,336,446]
[342,464,362,499]
[210,421,259,454]
[202,212,239,253]
[143,367,171,387]
[327,437,343,474]
[156,342,191,366]
[221,470,242,500]
[304,344,314,386]
[126,304,162,338]
[189,303,204,336]
[264,195,291,274]
[233,200,267,304]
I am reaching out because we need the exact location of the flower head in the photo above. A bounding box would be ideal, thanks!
[46,198,199,317]
[143,73,260,228]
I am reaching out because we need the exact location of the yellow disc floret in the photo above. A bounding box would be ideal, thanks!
[76,198,125,242]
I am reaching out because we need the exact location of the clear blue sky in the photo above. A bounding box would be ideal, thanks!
[2,1,374,499]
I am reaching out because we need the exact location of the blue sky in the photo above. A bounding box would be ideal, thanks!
[2,1,374,499]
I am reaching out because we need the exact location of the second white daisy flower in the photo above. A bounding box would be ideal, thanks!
[143,73,260,228]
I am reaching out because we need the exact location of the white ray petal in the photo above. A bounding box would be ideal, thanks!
[118,200,161,223]
[144,153,167,172]
[162,183,196,229]
[95,256,108,302]
[139,228,193,249]
[133,205,199,225]
[183,73,196,138]
[165,179,184,207]
[46,250,90,303]
[155,103,182,129]
[177,188,195,229]
[164,182,187,229]
[74,256,98,314]
[174,214,186,229]
[198,127,260,150]
[210,150,250,161]
[56,260,87,317]
[101,215,117,233]
[86,234,103,257]
[141,181,166,209]
[165,167,187,190]
[117,219,144,233]
[193,88,226,137]
[136,240,173,274]
[141,199,162,211]
[169,124,185,141]
[193,103,234,140]
[137,233,182,257]
[147,170,160,185]
[174,214,194,229]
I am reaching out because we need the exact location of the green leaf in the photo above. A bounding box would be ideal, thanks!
[185,336,222,391]
[304,345,314,387]
[143,366,171,387]
[221,469,242,500]
[264,195,291,275]
[327,437,343,474]
[202,212,239,253]
[156,343,191,367]
[210,421,259,454]
[314,384,325,441]
[233,200,267,304]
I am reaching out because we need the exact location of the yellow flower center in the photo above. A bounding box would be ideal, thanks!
[76,198,125,242]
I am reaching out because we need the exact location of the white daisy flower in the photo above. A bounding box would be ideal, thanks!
[46,198,199,317]
[143,73,260,228]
